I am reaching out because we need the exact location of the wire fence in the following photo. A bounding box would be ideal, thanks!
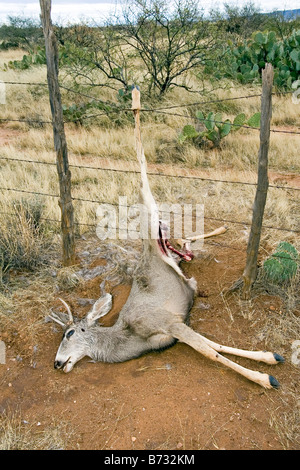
[0,155,299,191]
[0,209,299,266]
[0,79,299,242]
[1,80,300,134]
[0,185,299,235]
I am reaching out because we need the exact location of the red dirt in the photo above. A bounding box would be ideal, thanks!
[0,127,23,145]
[0,239,298,451]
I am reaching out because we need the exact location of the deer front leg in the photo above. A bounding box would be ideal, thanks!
[170,323,280,389]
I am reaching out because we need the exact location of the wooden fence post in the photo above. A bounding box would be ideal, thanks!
[40,0,76,266]
[242,63,274,300]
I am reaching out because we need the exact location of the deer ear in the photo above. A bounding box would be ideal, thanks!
[86,293,112,326]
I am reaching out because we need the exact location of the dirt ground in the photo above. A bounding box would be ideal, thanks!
[0,235,299,451]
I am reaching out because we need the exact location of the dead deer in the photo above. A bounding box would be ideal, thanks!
[49,87,284,389]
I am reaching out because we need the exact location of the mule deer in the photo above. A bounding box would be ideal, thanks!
[49,87,284,389]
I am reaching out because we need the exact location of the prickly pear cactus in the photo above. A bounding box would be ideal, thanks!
[263,242,299,284]
[178,124,199,144]
[178,111,261,147]
[217,29,300,89]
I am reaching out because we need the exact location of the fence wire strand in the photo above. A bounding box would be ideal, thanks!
[0,155,299,191]
[0,209,299,265]
[0,185,299,234]
[1,80,300,134]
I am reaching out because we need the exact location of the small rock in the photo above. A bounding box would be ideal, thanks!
[197,302,210,310]
[81,251,90,257]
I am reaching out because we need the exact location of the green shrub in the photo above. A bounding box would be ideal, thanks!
[62,86,134,126]
[6,47,47,70]
[263,242,299,284]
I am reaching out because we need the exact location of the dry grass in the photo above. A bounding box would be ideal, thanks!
[0,410,73,450]
[0,197,53,279]
[269,384,300,450]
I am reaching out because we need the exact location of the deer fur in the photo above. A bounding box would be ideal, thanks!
[49,87,284,389]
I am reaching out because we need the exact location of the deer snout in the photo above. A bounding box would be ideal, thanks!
[54,356,73,372]
[54,356,77,373]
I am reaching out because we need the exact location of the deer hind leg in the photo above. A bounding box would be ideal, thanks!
[170,323,282,389]
[198,334,284,365]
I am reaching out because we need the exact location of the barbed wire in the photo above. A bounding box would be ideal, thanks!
[0,210,94,227]
[1,79,295,109]
[0,80,264,107]
[0,185,299,234]
[1,80,300,134]
[1,81,48,86]
[204,239,300,264]
[1,155,299,191]
[1,112,299,135]
[142,90,295,111]
[0,209,298,265]
[0,115,109,125]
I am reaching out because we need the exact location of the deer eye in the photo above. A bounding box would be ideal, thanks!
[66,329,75,339]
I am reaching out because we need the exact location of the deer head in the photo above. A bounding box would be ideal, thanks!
[50,293,112,373]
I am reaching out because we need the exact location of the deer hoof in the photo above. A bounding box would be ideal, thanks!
[273,353,285,363]
[269,375,280,389]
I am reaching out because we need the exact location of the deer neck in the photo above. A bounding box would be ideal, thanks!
[87,322,128,363]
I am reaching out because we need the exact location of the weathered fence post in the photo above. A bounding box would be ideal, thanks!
[40,0,76,266]
[242,63,274,300]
